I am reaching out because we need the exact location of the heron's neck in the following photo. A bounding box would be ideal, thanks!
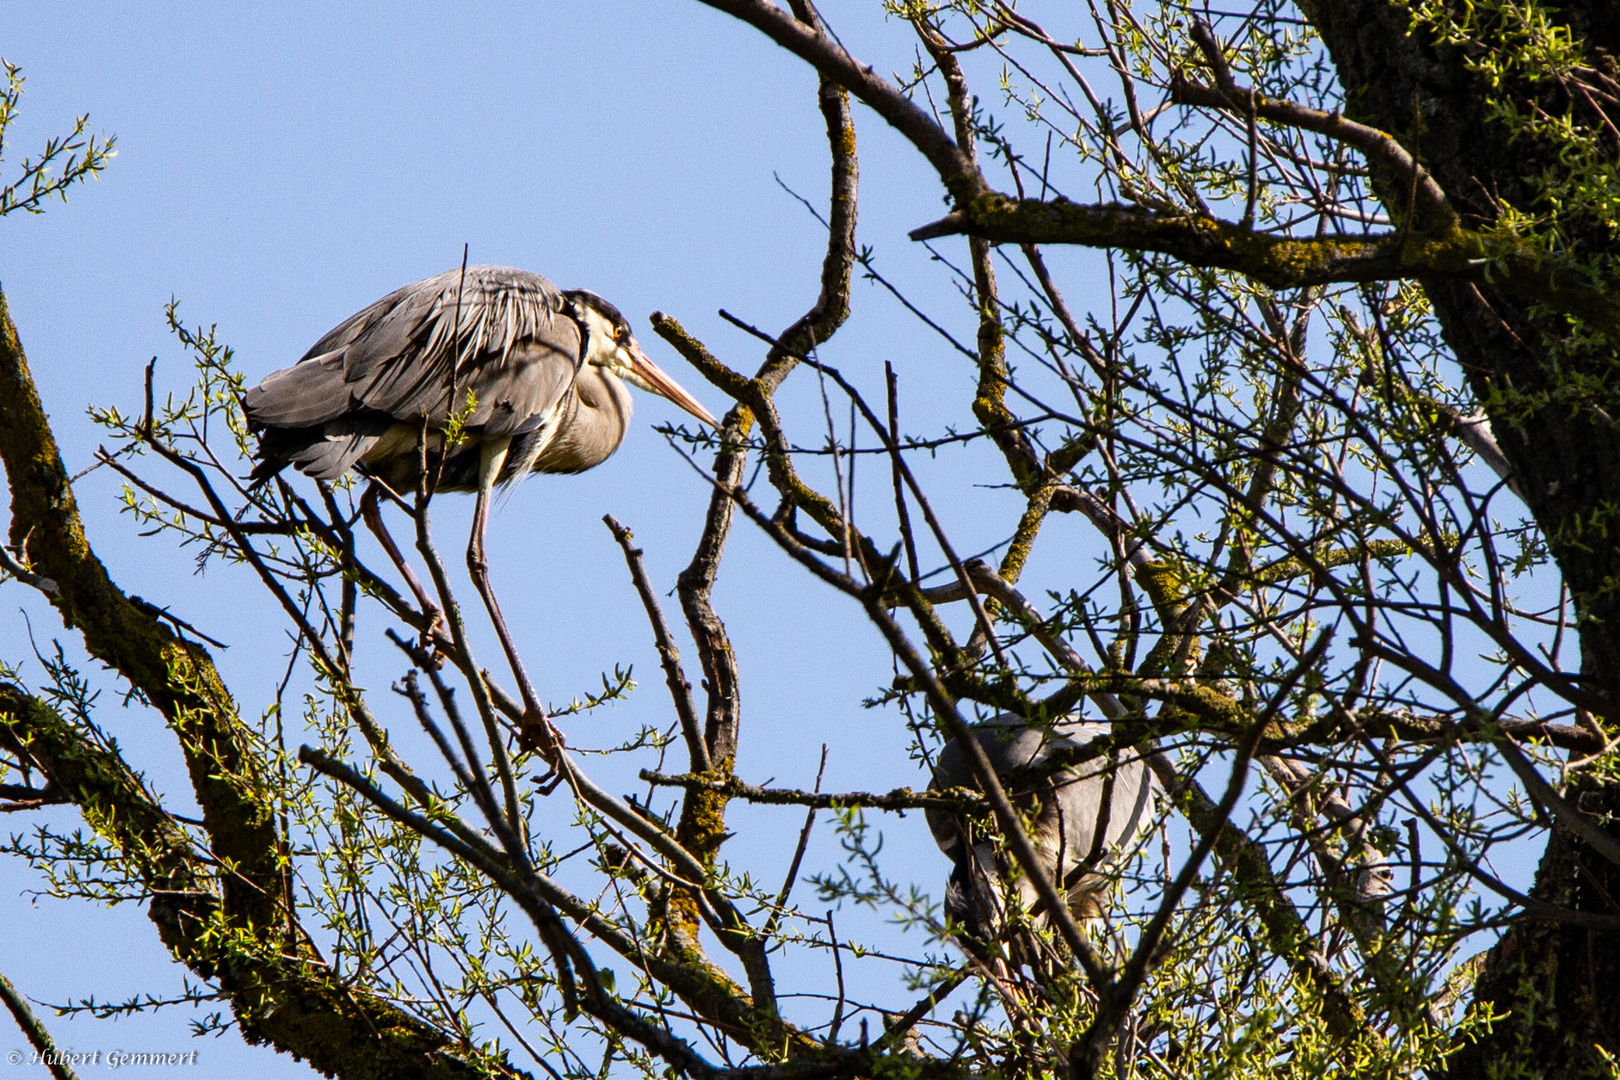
[588,366,633,429]
[530,364,632,475]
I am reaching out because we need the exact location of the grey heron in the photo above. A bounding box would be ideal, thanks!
[245,265,717,751]
[927,715,1155,968]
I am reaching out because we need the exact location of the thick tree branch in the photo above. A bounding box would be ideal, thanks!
[693,0,978,202]
[0,288,282,929]
[640,769,985,812]
[0,970,81,1080]
[700,3,1620,339]
[0,683,518,1079]
[913,197,1620,334]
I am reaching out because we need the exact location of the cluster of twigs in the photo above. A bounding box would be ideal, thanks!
[4,3,1619,1079]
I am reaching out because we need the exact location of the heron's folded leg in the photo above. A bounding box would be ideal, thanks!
[466,438,561,759]
[361,482,450,660]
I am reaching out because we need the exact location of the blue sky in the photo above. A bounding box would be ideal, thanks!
[0,4,1074,1074]
[1,3,1563,1074]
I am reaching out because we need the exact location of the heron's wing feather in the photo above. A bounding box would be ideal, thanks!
[299,275,442,368]
[1052,747,1155,861]
[460,330,582,439]
[336,267,574,424]
[244,353,354,428]
[253,420,386,482]
[1095,757,1155,849]
[248,266,574,432]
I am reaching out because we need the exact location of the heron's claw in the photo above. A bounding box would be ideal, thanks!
[420,607,452,669]
[518,711,563,760]
[531,764,568,796]
[522,719,568,794]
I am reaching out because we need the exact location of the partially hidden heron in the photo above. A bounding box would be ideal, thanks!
[927,715,1156,969]
[245,265,718,752]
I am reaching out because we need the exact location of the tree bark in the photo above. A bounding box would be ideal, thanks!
[1301,0,1620,1072]
[0,290,528,1079]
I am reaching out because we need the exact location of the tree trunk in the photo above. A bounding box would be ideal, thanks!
[1303,0,1620,1072]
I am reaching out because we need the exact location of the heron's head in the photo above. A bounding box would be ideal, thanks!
[566,290,718,426]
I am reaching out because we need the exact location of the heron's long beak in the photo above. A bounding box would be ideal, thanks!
[626,343,720,426]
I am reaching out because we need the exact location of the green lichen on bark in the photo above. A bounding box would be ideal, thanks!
[0,683,509,1079]
[0,289,538,1079]
[937,193,1620,336]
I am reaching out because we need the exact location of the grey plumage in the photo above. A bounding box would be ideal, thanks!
[243,265,716,750]
[928,715,1155,962]
[246,266,698,493]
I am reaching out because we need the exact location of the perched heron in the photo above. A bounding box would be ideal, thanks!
[245,265,717,750]
[927,715,1155,967]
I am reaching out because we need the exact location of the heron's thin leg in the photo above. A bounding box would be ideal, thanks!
[467,439,559,758]
[361,482,449,652]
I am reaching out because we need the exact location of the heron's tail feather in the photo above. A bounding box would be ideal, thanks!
[244,350,353,428]
[247,455,288,489]
[254,423,382,483]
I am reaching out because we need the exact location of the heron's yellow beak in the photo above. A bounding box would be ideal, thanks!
[624,343,719,427]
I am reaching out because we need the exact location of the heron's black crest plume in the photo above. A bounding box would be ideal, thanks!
[563,288,629,333]
[242,264,717,752]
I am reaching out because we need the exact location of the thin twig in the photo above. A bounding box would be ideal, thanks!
[0,543,57,597]
[825,909,848,1044]
[885,363,922,585]
[641,768,983,813]
[604,515,711,774]
[0,971,82,1080]
[765,745,827,940]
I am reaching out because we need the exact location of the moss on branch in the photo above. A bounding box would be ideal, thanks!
[911,196,1620,336]
[0,684,517,1079]
[0,292,529,1079]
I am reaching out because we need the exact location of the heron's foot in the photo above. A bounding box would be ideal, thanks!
[531,762,568,796]
[419,606,452,668]
[521,717,568,794]
[518,709,562,760]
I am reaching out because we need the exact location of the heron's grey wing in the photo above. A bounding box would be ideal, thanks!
[254,418,390,482]
[331,266,573,425]
[243,351,356,429]
[245,272,455,428]
[460,321,582,440]
[246,266,570,430]
[1055,720,1155,845]
[296,272,447,366]
[1049,725,1156,867]
[1093,754,1154,850]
